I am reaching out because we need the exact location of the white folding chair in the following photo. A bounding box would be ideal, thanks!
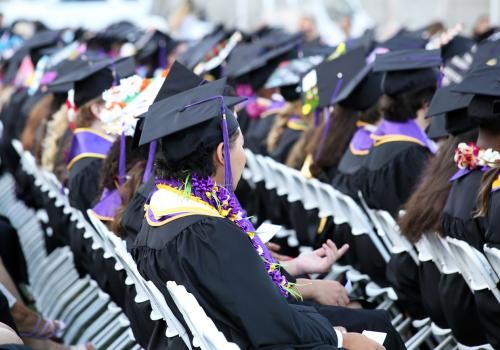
[484,245,500,278]
[446,237,500,303]
[167,281,240,350]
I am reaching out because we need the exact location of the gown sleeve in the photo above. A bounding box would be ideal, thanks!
[176,217,339,349]
[67,158,103,212]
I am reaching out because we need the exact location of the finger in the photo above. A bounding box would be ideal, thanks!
[335,244,350,259]
[314,246,327,257]
[267,242,281,251]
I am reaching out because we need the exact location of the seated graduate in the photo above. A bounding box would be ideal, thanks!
[131,73,405,349]
[48,58,135,213]
[437,60,500,347]
[358,49,440,216]
[398,85,478,328]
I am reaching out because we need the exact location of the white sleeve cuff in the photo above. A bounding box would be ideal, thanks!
[333,328,343,348]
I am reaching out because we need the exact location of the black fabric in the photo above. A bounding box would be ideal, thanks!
[131,215,340,349]
[268,127,302,165]
[0,292,17,332]
[0,216,29,287]
[67,157,104,213]
[439,169,488,345]
[244,114,277,155]
[418,261,448,328]
[360,140,431,216]
[332,149,369,199]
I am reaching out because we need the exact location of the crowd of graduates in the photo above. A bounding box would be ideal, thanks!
[0,8,498,350]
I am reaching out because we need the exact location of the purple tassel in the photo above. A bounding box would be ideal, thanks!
[142,140,157,183]
[158,39,167,69]
[315,75,344,160]
[221,110,233,192]
[313,108,321,127]
[315,107,332,160]
[437,67,444,88]
[118,132,126,186]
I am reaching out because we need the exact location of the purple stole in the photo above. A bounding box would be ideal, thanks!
[66,129,113,170]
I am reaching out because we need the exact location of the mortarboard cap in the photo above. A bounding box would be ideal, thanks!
[441,35,474,62]
[139,78,246,191]
[427,86,475,135]
[426,113,448,140]
[315,47,366,108]
[335,63,384,111]
[178,27,227,70]
[378,29,429,51]
[451,58,500,97]
[264,55,323,89]
[374,49,441,96]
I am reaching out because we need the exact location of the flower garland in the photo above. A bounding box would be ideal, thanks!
[155,174,300,299]
[454,142,500,170]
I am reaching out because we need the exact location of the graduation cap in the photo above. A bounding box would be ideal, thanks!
[333,60,384,111]
[3,30,61,83]
[132,60,204,148]
[48,56,135,107]
[264,55,323,89]
[426,112,448,140]
[135,29,177,69]
[373,49,441,96]
[427,86,475,135]
[315,47,366,108]
[178,28,227,70]
[139,78,246,191]
[378,29,429,51]
[441,35,474,62]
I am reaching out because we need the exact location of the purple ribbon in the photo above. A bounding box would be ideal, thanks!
[158,39,167,69]
[142,140,157,183]
[118,132,126,186]
[449,166,490,182]
[374,119,438,154]
[91,188,123,220]
[66,129,113,168]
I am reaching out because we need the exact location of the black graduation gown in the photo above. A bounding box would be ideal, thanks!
[439,169,488,345]
[245,114,277,156]
[0,291,17,332]
[268,127,302,165]
[131,215,340,349]
[67,157,103,213]
[417,260,448,329]
[0,216,28,287]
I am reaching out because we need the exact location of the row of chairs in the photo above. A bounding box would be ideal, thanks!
[243,149,500,350]
[10,139,239,350]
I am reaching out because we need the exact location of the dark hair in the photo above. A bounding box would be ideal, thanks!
[399,129,478,242]
[112,160,146,238]
[379,86,436,122]
[307,105,358,178]
[99,136,150,191]
[266,101,303,153]
[155,128,240,180]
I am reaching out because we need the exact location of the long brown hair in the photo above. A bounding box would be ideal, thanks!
[475,165,500,217]
[399,129,478,242]
[41,104,69,171]
[21,94,59,155]
[111,160,146,238]
[307,105,358,178]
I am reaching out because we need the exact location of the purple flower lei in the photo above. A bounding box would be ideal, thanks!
[155,174,297,298]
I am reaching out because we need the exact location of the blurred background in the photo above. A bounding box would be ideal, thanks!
[0,0,497,46]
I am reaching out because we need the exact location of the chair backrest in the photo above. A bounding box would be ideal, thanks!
[166,281,240,350]
[244,149,264,183]
[86,210,192,349]
[415,234,460,275]
[484,244,500,278]
[446,237,500,302]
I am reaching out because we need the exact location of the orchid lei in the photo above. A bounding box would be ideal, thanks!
[454,142,500,170]
[155,174,301,299]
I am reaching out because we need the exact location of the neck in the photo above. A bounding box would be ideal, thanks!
[415,108,430,131]
[477,127,500,150]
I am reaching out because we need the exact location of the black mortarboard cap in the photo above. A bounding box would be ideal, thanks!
[374,49,441,95]
[315,47,366,108]
[441,35,474,62]
[335,63,383,111]
[132,60,204,148]
[451,59,500,97]
[426,113,448,140]
[427,86,475,135]
[135,29,177,64]
[264,55,323,89]
[178,28,227,70]
[378,29,428,51]
[48,56,135,107]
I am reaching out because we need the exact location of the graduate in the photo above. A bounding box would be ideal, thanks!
[130,71,406,349]
[437,59,500,347]
[399,85,478,330]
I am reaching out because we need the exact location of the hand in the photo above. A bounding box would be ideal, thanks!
[266,242,293,261]
[294,240,349,275]
[310,279,350,307]
[342,332,385,350]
